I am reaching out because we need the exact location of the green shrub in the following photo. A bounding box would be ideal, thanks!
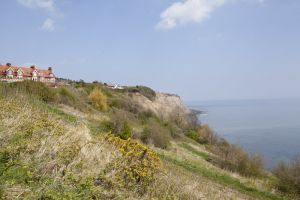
[185,129,201,143]
[0,81,56,102]
[109,97,141,114]
[125,86,156,101]
[246,154,264,177]
[138,110,157,124]
[210,143,264,177]
[58,87,76,105]
[99,120,115,132]
[100,113,133,140]
[198,125,219,145]
[166,122,182,139]
[88,87,107,111]
[59,87,74,99]
[110,111,127,133]
[273,156,300,195]
[185,125,217,144]
[141,122,171,149]
[74,79,86,88]
[117,121,132,140]
[141,127,151,144]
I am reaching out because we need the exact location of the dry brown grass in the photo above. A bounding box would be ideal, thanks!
[0,98,110,198]
[0,96,163,199]
[154,141,279,199]
[146,161,254,200]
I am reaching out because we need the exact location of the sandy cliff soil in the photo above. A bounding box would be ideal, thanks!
[131,92,190,120]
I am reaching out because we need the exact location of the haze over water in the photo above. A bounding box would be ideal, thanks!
[189,99,300,169]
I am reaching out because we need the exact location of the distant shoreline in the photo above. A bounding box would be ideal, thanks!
[190,108,206,116]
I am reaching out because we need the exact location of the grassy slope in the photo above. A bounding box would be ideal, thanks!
[58,85,286,200]
[158,144,281,200]
[0,82,289,199]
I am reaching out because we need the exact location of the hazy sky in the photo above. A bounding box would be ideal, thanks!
[1,0,300,101]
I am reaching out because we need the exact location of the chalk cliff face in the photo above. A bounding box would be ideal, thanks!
[130,92,190,120]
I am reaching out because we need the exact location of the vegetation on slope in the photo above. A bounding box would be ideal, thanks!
[0,81,297,199]
[0,82,161,199]
[273,157,300,197]
[88,87,108,111]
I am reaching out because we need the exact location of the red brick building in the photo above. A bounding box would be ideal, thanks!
[0,63,55,84]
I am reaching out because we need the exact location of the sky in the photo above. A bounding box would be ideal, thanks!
[1,0,300,101]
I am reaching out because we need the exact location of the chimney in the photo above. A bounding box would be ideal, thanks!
[48,67,52,72]
[30,65,36,70]
[6,63,11,67]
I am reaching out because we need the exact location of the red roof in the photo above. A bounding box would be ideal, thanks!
[0,65,55,78]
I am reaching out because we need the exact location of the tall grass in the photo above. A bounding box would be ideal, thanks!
[273,156,300,196]
[0,93,161,199]
[141,120,171,149]
[0,81,56,102]
[160,154,282,200]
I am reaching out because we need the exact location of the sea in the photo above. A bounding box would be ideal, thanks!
[188,98,300,169]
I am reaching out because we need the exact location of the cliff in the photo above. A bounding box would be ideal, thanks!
[130,92,190,120]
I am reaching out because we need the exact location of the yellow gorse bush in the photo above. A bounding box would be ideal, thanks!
[102,134,161,194]
[88,87,107,111]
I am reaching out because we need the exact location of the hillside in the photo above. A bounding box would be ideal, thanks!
[0,81,297,199]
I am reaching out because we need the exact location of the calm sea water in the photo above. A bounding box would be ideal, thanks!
[188,99,300,169]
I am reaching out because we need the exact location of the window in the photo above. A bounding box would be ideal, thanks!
[17,70,23,79]
[6,70,13,79]
[32,71,38,81]
[6,69,13,79]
